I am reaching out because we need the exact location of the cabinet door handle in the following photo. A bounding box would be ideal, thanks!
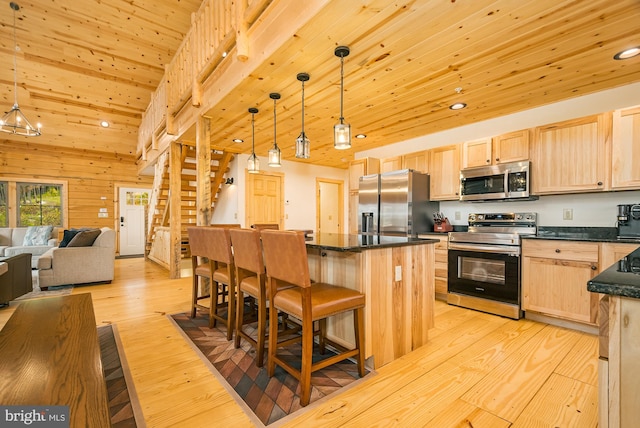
[591,265,598,270]
[597,181,603,186]
[486,159,490,163]
[555,249,561,253]
[495,158,500,162]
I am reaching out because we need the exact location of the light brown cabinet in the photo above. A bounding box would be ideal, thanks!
[432,235,449,300]
[402,150,429,173]
[429,144,461,201]
[493,129,530,164]
[380,156,402,173]
[600,242,640,271]
[349,157,380,192]
[522,239,600,325]
[461,138,492,168]
[611,106,640,190]
[531,113,611,194]
[461,130,530,168]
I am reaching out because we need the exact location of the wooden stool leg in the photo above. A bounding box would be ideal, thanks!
[256,294,267,367]
[267,296,278,377]
[300,315,315,406]
[226,280,235,341]
[210,280,218,329]
[191,274,198,318]
[354,307,365,378]
[234,288,244,348]
[318,319,326,354]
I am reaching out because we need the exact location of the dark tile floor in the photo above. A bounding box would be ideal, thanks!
[172,311,369,425]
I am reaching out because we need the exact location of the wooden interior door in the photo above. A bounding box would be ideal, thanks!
[245,171,284,228]
[316,178,343,235]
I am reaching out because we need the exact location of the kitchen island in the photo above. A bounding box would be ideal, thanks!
[588,247,640,428]
[305,233,438,369]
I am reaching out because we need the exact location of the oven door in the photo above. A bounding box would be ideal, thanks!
[448,248,520,305]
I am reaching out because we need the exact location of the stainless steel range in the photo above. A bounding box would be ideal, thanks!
[447,212,537,319]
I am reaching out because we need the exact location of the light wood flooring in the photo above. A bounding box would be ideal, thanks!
[0,258,598,427]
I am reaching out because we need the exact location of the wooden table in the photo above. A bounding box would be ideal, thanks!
[0,293,110,427]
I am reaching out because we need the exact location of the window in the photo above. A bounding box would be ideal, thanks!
[126,191,149,206]
[0,182,7,227]
[17,183,63,226]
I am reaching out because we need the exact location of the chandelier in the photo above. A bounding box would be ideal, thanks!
[0,2,42,136]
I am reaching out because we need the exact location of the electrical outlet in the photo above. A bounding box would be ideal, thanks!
[455,211,461,220]
[394,265,402,281]
[563,208,573,221]
[98,212,108,218]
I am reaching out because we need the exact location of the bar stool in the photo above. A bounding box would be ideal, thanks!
[260,229,366,406]
[187,226,236,340]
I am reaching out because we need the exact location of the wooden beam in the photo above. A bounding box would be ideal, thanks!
[196,116,212,225]
[169,141,182,279]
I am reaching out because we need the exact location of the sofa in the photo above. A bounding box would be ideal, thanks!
[0,226,58,269]
[0,253,33,306]
[37,227,116,289]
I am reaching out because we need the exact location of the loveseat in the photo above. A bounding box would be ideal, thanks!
[37,227,116,289]
[0,253,33,305]
[0,226,58,269]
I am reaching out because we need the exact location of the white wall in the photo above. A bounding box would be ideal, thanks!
[355,82,640,228]
[211,153,349,230]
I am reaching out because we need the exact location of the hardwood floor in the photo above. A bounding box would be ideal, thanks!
[0,258,598,427]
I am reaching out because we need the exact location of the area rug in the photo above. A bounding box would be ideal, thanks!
[13,285,73,302]
[169,311,374,427]
[98,324,145,428]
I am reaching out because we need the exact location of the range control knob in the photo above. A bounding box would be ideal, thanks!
[516,214,523,220]
[469,214,476,222]
[477,214,484,221]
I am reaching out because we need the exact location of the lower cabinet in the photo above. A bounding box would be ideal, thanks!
[522,239,600,325]
[433,235,449,300]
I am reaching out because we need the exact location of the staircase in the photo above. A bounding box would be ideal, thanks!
[145,145,233,260]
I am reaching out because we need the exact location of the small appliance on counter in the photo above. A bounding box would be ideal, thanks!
[433,212,453,232]
[617,204,640,238]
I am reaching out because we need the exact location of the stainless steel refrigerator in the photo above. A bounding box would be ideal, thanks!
[358,169,439,236]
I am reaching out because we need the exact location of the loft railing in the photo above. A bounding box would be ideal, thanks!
[137,0,273,164]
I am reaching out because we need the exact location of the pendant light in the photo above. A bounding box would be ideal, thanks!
[0,2,42,137]
[247,107,259,174]
[333,46,351,149]
[295,73,310,159]
[268,93,282,167]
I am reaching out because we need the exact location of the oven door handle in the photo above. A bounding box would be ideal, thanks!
[448,242,520,256]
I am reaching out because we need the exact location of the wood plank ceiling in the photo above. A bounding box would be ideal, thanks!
[1,0,640,169]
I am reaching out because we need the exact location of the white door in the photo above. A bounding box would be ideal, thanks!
[118,187,149,256]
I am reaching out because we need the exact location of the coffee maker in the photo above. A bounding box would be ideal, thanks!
[617,204,640,238]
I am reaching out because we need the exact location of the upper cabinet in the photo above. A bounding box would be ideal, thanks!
[461,138,492,168]
[402,150,429,173]
[380,156,402,173]
[349,157,380,192]
[531,113,611,195]
[429,144,461,201]
[493,129,530,164]
[611,106,640,190]
[461,130,530,169]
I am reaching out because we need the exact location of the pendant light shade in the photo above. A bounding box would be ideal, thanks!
[333,46,351,150]
[247,107,259,174]
[295,73,310,159]
[268,93,282,167]
[0,2,42,137]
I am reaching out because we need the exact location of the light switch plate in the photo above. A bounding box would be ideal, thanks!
[394,265,402,281]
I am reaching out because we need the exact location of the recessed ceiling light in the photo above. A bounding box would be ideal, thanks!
[613,46,640,60]
[232,138,244,143]
[222,51,227,58]
[100,120,110,128]
[449,102,467,110]
[355,134,367,139]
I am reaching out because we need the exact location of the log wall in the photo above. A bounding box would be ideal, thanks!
[0,141,152,229]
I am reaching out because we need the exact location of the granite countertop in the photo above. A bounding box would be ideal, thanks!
[524,227,640,244]
[305,233,438,252]
[588,247,640,298]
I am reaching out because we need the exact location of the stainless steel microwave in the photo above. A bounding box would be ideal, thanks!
[459,160,535,201]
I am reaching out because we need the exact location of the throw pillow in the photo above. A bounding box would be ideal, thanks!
[67,229,101,247]
[59,229,83,248]
[22,225,54,246]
